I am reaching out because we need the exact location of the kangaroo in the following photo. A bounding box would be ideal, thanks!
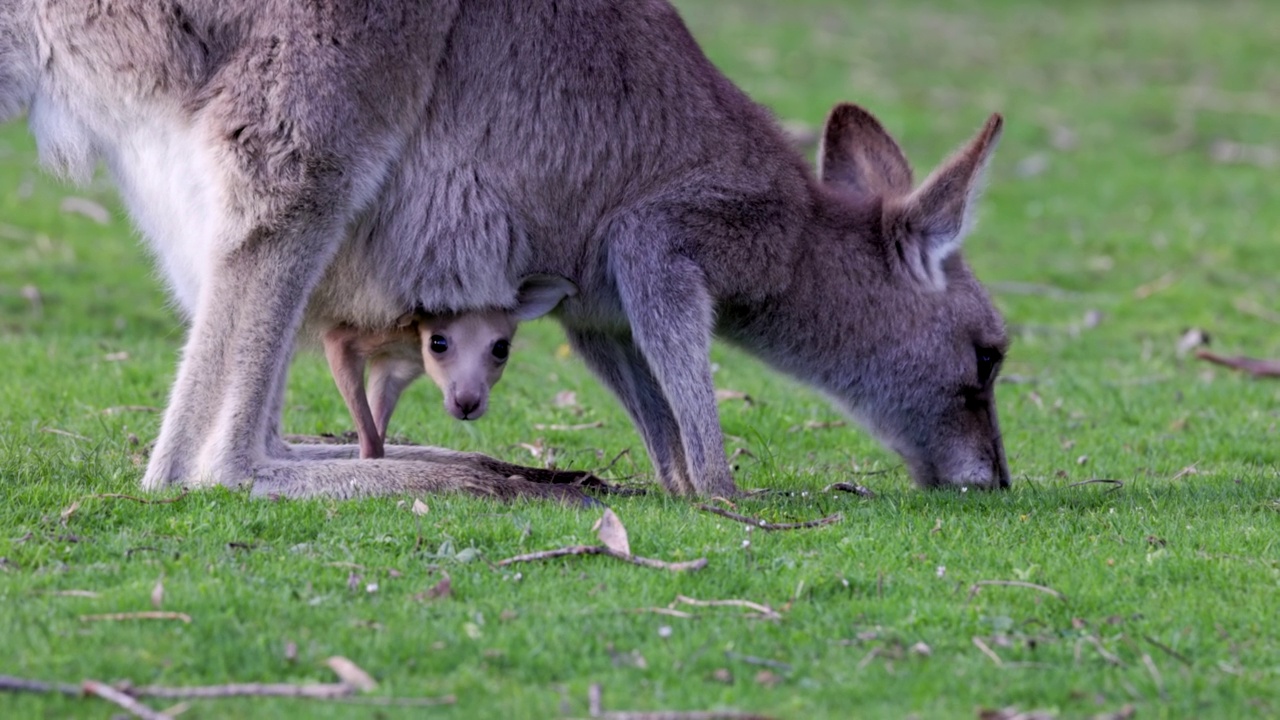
[4,0,1010,501]
[324,275,576,460]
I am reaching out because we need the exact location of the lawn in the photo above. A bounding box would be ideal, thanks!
[2,1,1278,718]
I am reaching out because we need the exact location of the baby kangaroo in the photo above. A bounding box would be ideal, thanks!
[323,275,576,459]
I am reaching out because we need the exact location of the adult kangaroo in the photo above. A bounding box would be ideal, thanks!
[1,0,1010,499]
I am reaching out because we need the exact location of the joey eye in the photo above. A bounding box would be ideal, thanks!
[429,335,449,354]
[491,339,510,361]
[976,346,1002,386]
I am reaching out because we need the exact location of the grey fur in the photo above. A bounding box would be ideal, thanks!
[6,0,1010,500]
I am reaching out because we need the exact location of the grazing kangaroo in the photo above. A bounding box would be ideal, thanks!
[3,0,1010,500]
[324,275,576,459]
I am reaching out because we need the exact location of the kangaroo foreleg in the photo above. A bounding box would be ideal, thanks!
[611,218,737,497]
[565,327,694,495]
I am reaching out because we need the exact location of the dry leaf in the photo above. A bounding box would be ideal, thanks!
[1175,328,1209,356]
[553,390,579,408]
[710,668,733,684]
[150,578,164,609]
[593,509,631,556]
[59,500,81,526]
[411,499,429,516]
[911,642,932,656]
[325,656,377,692]
[715,389,752,404]
[284,641,298,662]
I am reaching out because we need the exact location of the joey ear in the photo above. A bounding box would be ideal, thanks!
[892,113,1004,285]
[511,274,577,322]
[818,103,914,196]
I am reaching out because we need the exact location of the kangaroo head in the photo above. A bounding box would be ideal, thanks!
[815,104,1009,489]
[418,274,576,421]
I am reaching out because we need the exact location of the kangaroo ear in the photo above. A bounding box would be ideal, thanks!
[891,113,1003,288]
[818,103,914,197]
[511,274,577,322]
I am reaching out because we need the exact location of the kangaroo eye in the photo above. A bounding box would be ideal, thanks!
[491,339,510,361]
[429,335,449,354]
[976,346,1002,386]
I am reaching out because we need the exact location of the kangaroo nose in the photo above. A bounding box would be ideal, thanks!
[454,393,483,420]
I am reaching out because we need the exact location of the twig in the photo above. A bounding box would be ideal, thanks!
[131,683,354,700]
[1196,350,1280,378]
[589,683,604,717]
[90,489,190,505]
[598,448,632,475]
[42,427,92,442]
[533,422,605,431]
[695,504,842,531]
[1086,635,1124,666]
[585,682,776,719]
[972,637,1004,667]
[967,580,1066,603]
[674,595,781,620]
[1142,635,1191,666]
[1068,479,1123,491]
[0,676,79,696]
[1141,653,1167,700]
[495,545,707,572]
[80,612,192,623]
[724,652,791,672]
[323,694,457,707]
[1232,297,1280,325]
[83,680,168,720]
[629,608,696,619]
[823,482,876,497]
[855,646,881,671]
[101,405,162,415]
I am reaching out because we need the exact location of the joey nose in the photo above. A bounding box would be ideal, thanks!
[453,393,483,420]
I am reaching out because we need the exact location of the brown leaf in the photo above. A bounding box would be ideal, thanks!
[284,641,298,663]
[593,509,631,556]
[411,499,429,516]
[709,668,733,684]
[325,656,377,692]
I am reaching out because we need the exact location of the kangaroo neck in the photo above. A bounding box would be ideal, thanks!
[718,187,888,395]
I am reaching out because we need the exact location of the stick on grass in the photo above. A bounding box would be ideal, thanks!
[80,611,192,623]
[496,545,707,572]
[83,680,168,720]
[695,504,842,531]
[967,580,1067,603]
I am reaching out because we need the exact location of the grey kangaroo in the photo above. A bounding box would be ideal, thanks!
[2,0,1009,500]
[324,274,576,460]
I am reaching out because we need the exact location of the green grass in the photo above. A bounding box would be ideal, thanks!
[2,1,1279,717]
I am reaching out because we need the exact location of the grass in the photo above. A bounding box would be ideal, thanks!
[2,0,1279,717]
